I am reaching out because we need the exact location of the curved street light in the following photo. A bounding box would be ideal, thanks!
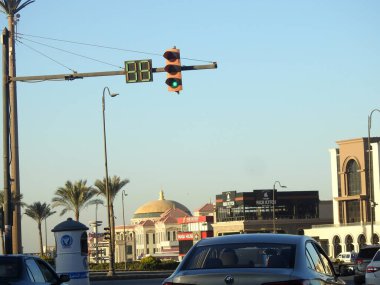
[368,109,380,244]
[273,181,287,233]
[102,87,119,276]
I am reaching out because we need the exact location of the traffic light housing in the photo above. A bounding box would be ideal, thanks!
[104,227,111,240]
[163,48,182,93]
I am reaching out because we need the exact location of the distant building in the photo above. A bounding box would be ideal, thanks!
[102,190,192,262]
[131,190,192,225]
[212,190,332,236]
[305,138,380,257]
[177,203,215,259]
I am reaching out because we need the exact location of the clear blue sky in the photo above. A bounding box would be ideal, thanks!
[0,0,379,252]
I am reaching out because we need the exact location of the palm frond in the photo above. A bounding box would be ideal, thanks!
[0,3,7,13]
[24,201,55,223]
[88,198,104,206]
[0,0,34,14]
[52,179,99,221]
[94,176,130,202]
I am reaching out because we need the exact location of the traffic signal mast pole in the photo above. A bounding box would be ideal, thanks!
[4,60,216,254]
[11,62,217,82]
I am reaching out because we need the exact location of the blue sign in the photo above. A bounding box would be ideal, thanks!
[67,271,88,279]
[61,235,73,248]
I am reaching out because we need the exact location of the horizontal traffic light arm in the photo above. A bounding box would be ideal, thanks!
[153,62,217,73]
[11,62,218,82]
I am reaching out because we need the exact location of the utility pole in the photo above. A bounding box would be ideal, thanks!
[7,12,22,254]
[2,27,12,254]
[0,0,36,254]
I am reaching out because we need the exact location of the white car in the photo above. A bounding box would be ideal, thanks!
[336,252,357,263]
[366,249,380,285]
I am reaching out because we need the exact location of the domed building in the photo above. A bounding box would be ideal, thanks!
[112,190,193,262]
[88,190,214,263]
[131,190,192,224]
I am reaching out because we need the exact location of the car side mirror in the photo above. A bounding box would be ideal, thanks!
[58,274,70,284]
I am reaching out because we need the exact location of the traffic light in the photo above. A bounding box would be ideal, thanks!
[163,47,182,93]
[104,227,111,240]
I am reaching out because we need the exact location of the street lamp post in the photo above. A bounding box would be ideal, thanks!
[368,109,380,244]
[102,87,118,276]
[122,189,128,270]
[273,181,287,233]
[44,218,47,255]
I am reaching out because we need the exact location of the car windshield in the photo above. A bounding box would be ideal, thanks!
[182,242,295,270]
[0,257,22,279]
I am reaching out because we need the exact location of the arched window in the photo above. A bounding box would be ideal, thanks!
[358,234,366,249]
[345,235,354,252]
[333,235,342,257]
[347,160,361,196]
[373,234,379,245]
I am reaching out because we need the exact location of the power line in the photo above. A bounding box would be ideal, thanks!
[16,39,77,73]
[17,32,215,63]
[17,36,124,69]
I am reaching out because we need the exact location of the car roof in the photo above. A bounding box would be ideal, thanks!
[362,244,380,248]
[196,233,312,246]
[0,254,40,260]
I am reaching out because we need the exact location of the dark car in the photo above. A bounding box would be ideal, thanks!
[354,244,380,285]
[0,254,70,284]
[163,233,345,285]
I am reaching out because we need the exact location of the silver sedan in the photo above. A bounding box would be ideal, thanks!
[162,233,345,285]
[365,249,380,285]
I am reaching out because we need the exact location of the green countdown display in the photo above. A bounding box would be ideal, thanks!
[125,59,153,83]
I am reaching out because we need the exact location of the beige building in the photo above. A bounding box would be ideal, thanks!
[113,190,192,262]
[305,137,380,257]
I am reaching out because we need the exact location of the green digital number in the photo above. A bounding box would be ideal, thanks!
[125,61,138,83]
[125,60,153,83]
[139,60,152,82]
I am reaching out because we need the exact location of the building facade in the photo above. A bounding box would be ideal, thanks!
[177,203,215,259]
[103,191,193,262]
[212,190,332,236]
[305,138,380,257]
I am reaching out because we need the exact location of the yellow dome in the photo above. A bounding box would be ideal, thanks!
[133,190,191,219]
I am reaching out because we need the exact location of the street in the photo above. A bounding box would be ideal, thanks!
[341,275,354,285]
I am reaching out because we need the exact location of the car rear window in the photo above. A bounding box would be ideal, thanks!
[372,250,380,261]
[182,243,295,270]
[358,247,380,259]
[0,257,22,279]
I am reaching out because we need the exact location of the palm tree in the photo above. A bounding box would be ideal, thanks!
[0,190,25,253]
[24,202,55,257]
[94,176,129,251]
[52,180,98,221]
[0,0,35,14]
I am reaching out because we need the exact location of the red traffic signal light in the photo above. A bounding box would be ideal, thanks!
[163,48,182,93]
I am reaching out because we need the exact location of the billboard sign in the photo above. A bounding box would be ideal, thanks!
[222,191,236,208]
[254,190,275,206]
